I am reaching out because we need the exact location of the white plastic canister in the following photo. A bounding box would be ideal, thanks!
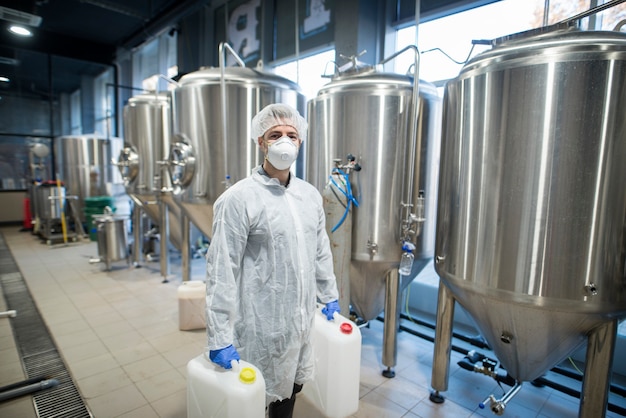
[301,306,362,418]
[177,281,206,331]
[187,354,266,418]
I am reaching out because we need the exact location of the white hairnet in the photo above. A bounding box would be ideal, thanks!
[251,103,308,141]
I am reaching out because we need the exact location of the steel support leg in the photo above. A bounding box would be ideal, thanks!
[159,200,170,280]
[132,206,142,266]
[579,319,618,418]
[382,268,400,377]
[430,281,456,403]
[181,214,191,282]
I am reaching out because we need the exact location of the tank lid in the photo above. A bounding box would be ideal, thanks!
[239,367,256,384]
[177,66,302,92]
[340,322,353,335]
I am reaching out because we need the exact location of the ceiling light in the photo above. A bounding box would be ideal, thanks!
[0,6,42,27]
[9,25,32,36]
[0,57,19,66]
[0,76,9,83]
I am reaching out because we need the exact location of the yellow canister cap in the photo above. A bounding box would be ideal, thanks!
[239,367,256,384]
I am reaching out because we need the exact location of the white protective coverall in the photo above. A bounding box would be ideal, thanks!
[205,166,339,404]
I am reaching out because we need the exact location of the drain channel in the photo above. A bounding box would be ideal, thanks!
[0,233,92,418]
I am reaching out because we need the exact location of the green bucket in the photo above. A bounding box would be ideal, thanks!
[85,196,114,209]
[84,200,116,241]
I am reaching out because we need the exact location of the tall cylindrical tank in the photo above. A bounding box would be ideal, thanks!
[306,69,442,321]
[121,92,184,250]
[435,27,626,383]
[167,66,305,238]
[54,135,127,223]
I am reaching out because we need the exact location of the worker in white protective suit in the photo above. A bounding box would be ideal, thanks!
[205,103,340,418]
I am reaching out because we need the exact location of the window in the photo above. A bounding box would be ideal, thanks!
[272,49,336,101]
[133,31,178,92]
[394,0,626,85]
[94,68,115,137]
[396,0,548,84]
[70,90,82,135]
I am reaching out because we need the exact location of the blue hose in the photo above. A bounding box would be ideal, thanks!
[329,168,359,232]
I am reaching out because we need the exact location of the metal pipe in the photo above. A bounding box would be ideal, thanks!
[0,378,59,402]
[217,42,246,188]
[543,0,550,27]
[378,45,422,242]
[382,268,400,377]
[579,320,618,418]
[614,19,626,31]
[0,310,16,318]
[159,197,170,280]
[181,213,190,282]
[0,376,47,392]
[556,0,626,26]
[132,205,142,266]
[378,44,420,207]
[486,382,522,416]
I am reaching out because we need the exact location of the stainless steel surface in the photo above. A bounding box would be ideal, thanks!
[34,184,65,220]
[168,66,305,238]
[122,93,172,194]
[122,93,185,251]
[132,207,143,265]
[435,29,626,383]
[431,282,455,393]
[54,135,124,223]
[159,200,170,278]
[322,177,352,318]
[181,213,190,282]
[382,268,400,370]
[306,73,442,321]
[94,214,129,270]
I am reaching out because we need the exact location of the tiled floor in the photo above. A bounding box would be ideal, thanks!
[0,226,624,418]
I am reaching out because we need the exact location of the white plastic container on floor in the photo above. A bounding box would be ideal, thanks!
[177,281,206,331]
[301,306,362,418]
[187,354,266,418]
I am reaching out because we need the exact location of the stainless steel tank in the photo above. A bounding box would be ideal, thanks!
[34,182,65,221]
[306,70,442,322]
[167,66,305,238]
[434,26,626,393]
[121,93,184,250]
[54,135,126,223]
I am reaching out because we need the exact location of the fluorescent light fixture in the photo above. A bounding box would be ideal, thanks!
[0,76,9,82]
[9,25,32,36]
[0,57,19,65]
[0,6,42,27]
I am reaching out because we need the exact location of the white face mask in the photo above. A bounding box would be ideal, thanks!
[266,136,299,170]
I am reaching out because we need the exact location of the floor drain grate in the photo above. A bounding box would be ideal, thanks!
[0,233,92,418]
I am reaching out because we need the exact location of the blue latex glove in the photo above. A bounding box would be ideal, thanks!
[209,344,240,369]
[321,300,340,321]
